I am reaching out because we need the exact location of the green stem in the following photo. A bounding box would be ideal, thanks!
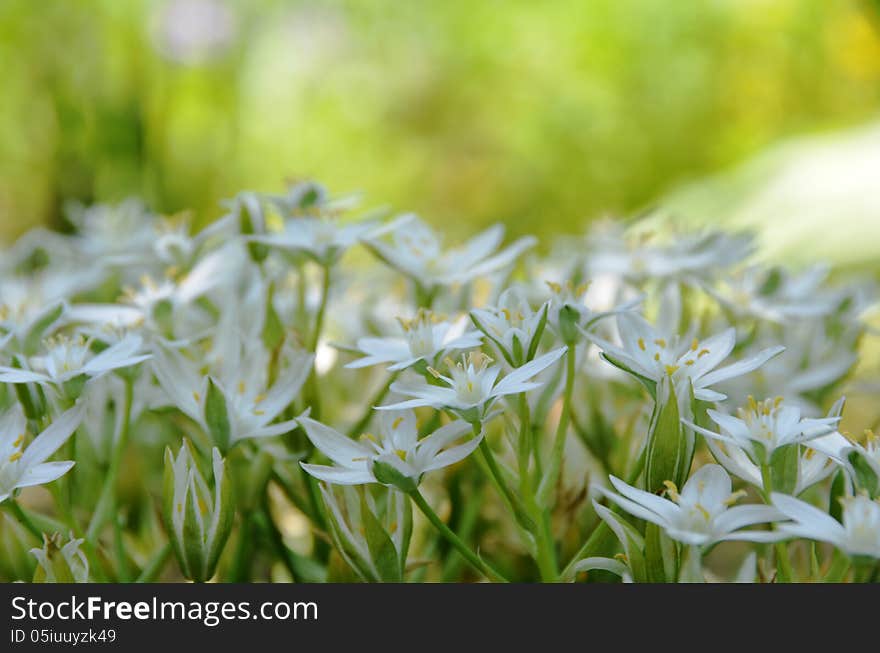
[86,378,134,542]
[135,543,171,582]
[760,463,793,583]
[537,346,576,506]
[476,432,534,532]
[3,500,43,540]
[517,395,557,581]
[409,488,508,582]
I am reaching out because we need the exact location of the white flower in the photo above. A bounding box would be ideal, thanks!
[595,464,783,546]
[67,199,158,267]
[684,396,840,463]
[707,437,838,496]
[300,409,479,487]
[470,287,548,364]
[772,493,880,558]
[379,347,567,421]
[0,403,85,503]
[590,313,784,402]
[346,310,482,371]
[250,217,375,265]
[706,264,845,323]
[66,243,246,335]
[152,338,313,448]
[587,224,753,283]
[0,269,102,347]
[363,214,536,290]
[30,532,89,583]
[164,441,233,582]
[320,484,410,581]
[0,332,150,388]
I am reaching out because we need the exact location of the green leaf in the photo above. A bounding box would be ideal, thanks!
[644,522,668,583]
[205,378,231,453]
[526,302,549,361]
[644,376,686,493]
[600,352,656,399]
[372,459,419,493]
[262,284,285,352]
[829,469,846,523]
[770,444,800,495]
[847,450,879,498]
[360,494,402,582]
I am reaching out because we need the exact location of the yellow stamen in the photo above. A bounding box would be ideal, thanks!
[691,338,699,351]
[654,352,661,362]
[654,338,667,349]
[198,498,208,515]
[637,338,646,351]
[698,348,710,358]
[395,449,407,461]
[392,416,404,430]
[8,451,23,462]
[253,393,267,404]
[684,359,695,366]
[724,490,747,506]
[694,503,710,521]
[193,391,201,403]
[662,480,680,502]
[238,381,246,394]
[13,434,24,448]
[664,364,679,375]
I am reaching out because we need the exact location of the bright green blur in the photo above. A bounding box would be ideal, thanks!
[2,0,880,242]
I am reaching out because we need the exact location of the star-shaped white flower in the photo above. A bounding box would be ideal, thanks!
[590,313,784,402]
[0,403,85,503]
[595,464,783,546]
[346,310,482,372]
[684,396,840,463]
[379,347,567,421]
[363,214,536,290]
[772,493,880,559]
[0,332,150,388]
[300,409,478,487]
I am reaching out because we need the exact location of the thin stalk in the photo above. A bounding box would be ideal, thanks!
[135,543,171,582]
[86,378,134,542]
[537,346,576,506]
[517,394,557,581]
[760,463,793,583]
[409,488,508,582]
[3,500,43,540]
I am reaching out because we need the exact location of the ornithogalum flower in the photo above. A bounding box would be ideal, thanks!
[470,287,549,365]
[684,396,840,464]
[0,403,85,503]
[590,313,784,402]
[379,347,567,423]
[363,214,536,291]
[0,332,150,391]
[163,441,234,582]
[300,409,478,490]
[31,533,89,583]
[772,493,880,559]
[595,464,783,546]
[346,310,482,372]
[152,339,312,450]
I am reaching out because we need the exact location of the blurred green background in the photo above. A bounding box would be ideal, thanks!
[2,0,880,259]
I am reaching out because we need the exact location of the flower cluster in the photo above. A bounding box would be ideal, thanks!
[0,182,876,584]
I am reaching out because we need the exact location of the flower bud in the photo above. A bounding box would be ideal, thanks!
[557,304,580,346]
[31,532,89,583]
[644,375,692,493]
[320,484,411,582]
[163,440,234,582]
